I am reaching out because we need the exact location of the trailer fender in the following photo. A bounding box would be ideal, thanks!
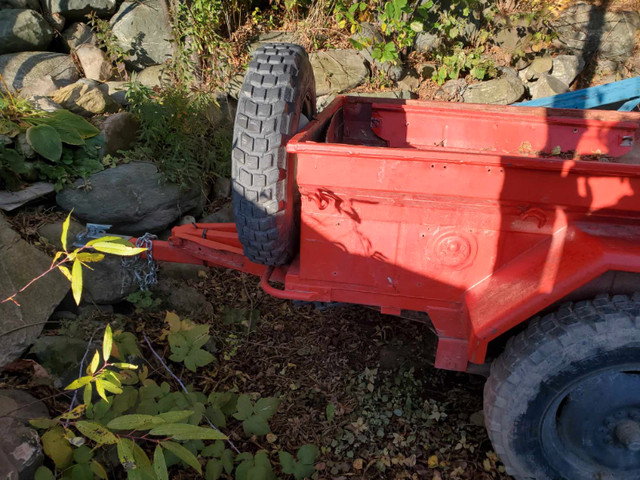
[465,224,640,364]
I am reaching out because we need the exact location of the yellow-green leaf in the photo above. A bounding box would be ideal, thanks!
[107,414,165,431]
[116,438,136,467]
[61,213,71,252]
[57,404,86,420]
[85,236,121,246]
[88,350,100,375]
[154,446,168,480]
[90,460,108,479]
[83,383,92,407]
[95,379,108,402]
[91,241,147,256]
[103,324,113,362]
[99,379,122,394]
[58,265,72,282]
[112,362,138,370]
[71,258,83,305]
[65,375,93,391]
[29,417,58,429]
[76,252,105,263]
[75,421,117,445]
[149,423,227,441]
[163,441,202,474]
[42,427,73,468]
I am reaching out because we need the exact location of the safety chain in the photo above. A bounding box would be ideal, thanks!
[122,233,158,291]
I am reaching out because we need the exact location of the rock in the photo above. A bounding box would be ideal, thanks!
[596,58,618,76]
[310,50,368,96]
[463,77,525,104]
[551,55,584,86]
[29,96,62,112]
[494,26,527,52]
[553,2,640,59]
[155,279,213,318]
[37,219,138,304]
[435,78,467,102]
[15,133,35,159]
[110,0,173,70]
[56,162,204,235]
[0,182,54,211]
[0,214,69,369]
[76,44,113,81]
[529,73,570,100]
[524,56,553,81]
[0,135,11,145]
[0,417,44,480]
[30,335,89,385]
[102,80,128,106]
[420,63,436,80]
[0,9,54,55]
[52,80,119,116]
[0,390,49,423]
[0,0,39,8]
[470,410,485,427]
[498,66,518,78]
[43,11,65,31]
[214,176,231,199]
[16,74,58,99]
[414,31,441,54]
[100,112,139,156]
[397,71,421,92]
[61,22,98,51]
[43,0,117,21]
[178,215,196,226]
[135,64,171,88]
[200,202,234,223]
[0,52,78,94]
[351,23,403,81]
[316,93,336,112]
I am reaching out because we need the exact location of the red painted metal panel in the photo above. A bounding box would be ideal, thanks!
[135,96,640,372]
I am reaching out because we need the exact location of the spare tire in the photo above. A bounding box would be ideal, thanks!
[231,43,316,266]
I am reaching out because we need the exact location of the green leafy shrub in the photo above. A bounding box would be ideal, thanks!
[0,90,104,191]
[118,82,230,188]
[31,314,317,479]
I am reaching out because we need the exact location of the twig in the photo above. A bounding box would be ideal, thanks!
[64,329,99,428]
[142,333,241,454]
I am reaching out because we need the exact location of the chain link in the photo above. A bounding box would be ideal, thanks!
[122,233,158,291]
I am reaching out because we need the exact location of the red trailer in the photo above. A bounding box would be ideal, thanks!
[126,45,640,479]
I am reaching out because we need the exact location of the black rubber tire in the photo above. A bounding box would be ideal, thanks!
[231,43,316,266]
[484,294,640,480]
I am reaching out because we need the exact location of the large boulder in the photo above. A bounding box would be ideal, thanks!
[61,22,98,51]
[110,0,172,70]
[0,9,54,55]
[56,162,204,235]
[463,77,525,105]
[0,0,40,8]
[51,79,119,116]
[310,49,368,96]
[0,214,69,369]
[551,55,585,86]
[0,52,78,94]
[553,2,640,59]
[529,73,570,100]
[75,44,113,81]
[43,0,117,21]
[100,111,139,156]
[135,64,171,88]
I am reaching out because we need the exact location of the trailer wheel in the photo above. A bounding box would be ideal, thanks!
[484,294,640,480]
[232,43,316,266]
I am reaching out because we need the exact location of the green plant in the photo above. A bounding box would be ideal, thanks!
[1,213,146,306]
[0,84,105,191]
[126,290,162,311]
[433,44,497,84]
[86,12,128,80]
[279,445,320,479]
[29,312,315,479]
[120,82,230,187]
[164,312,215,372]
